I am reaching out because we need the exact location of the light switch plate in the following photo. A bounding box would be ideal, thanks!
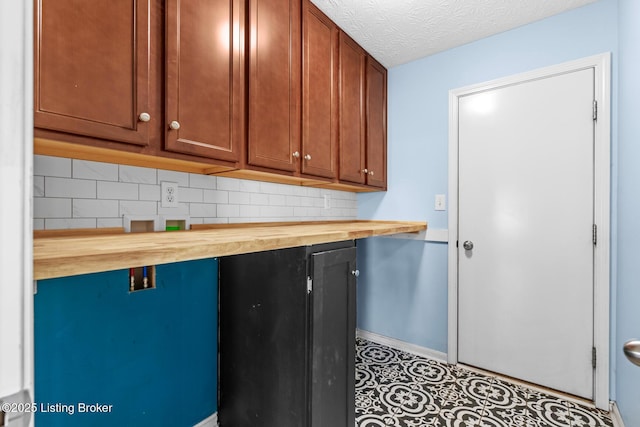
[435,194,446,211]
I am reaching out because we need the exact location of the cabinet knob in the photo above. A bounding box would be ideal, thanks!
[369,170,374,176]
[138,112,151,122]
[169,120,181,130]
[362,169,368,174]
[292,151,300,158]
[304,154,312,161]
[351,270,360,277]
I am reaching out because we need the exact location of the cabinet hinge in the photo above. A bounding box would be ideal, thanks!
[593,224,597,245]
[307,276,313,294]
[593,100,598,121]
[592,347,597,369]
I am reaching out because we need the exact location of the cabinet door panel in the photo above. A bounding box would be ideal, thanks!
[165,0,242,162]
[35,0,150,146]
[366,57,387,189]
[338,33,366,184]
[311,246,356,427]
[248,0,301,172]
[302,2,338,179]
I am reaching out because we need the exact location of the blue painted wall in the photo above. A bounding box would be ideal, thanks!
[615,0,640,423]
[358,0,618,353]
[34,259,218,427]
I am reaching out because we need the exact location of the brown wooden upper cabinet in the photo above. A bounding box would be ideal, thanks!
[337,32,387,189]
[35,0,242,164]
[164,0,243,162]
[301,1,338,180]
[247,0,301,173]
[365,57,387,189]
[34,0,151,147]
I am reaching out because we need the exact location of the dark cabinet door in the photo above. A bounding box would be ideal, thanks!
[247,0,301,172]
[310,246,357,427]
[302,1,338,179]
[34,0,151,146]
[164,0,243,162]
[219,247,309,427]
[338,32,366,184]
[365,57,387,189]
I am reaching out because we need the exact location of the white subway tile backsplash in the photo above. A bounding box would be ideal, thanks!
[217,204,240,218]
[158,169,189,187]
[45,218,97,229]
[34,155,72,178]
[139,184,161,201]
[217,176,240,191]
[97,181,138,200]
[73,199,119,218]
[35,198,72,218]
[119,200,157,216]
[190,203,217,217]
[34,155,358,230]
[204,189,228,204]
[189,173,217,189]
[97,218,125,228]
[73,159,119,181]
[34,176,45,197]
[45,177,96,199]
[158,202,190,216]
[229,191,251,205]
[180,187,204,203]
[119,165,157,184]
[249,193,269,205]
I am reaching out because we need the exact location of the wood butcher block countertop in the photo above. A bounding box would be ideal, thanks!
[34,220,427,280]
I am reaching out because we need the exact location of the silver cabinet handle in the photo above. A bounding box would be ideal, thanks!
[292,151,300,158]
[138,112,151,122]
[351,270,360,277]
[304,154,312,161]
[624,340,640,367]
[463,241,474,250]
[169,120,180,130]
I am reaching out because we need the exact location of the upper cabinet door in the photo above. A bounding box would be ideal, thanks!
[165,0,243,162]
[301,1,338,179]
[247,0,301,172]
[365,57,387,189]
[338,32,366,184]
[35,0,150,146]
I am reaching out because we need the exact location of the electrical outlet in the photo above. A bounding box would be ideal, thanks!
[324,195,330,209]
[435,194,446,211]
[161,181,179,208]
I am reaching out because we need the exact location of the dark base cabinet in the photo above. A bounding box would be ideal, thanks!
[219,242,356,427]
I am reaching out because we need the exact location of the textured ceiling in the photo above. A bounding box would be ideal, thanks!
[309,0,598,68]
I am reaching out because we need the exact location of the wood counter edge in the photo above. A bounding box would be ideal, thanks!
[34,220,427,280]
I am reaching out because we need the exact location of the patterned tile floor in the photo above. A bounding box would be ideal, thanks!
[355,338,613,427]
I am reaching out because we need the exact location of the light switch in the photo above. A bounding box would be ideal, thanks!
[435,194,446,211]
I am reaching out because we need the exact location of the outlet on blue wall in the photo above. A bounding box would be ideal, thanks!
[34,258,218,427]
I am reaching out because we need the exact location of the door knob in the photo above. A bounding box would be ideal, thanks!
[304,154,312,161]
[138,112,151,122]
[623,340,640,367]
[463,241,474,250]
[169,120,180,130]
[292,151,300,158]
[351,270,360,277]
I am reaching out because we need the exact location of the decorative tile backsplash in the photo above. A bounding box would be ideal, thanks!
[33,155,358,230]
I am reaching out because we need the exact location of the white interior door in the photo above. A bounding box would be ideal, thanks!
[457,68,595,399]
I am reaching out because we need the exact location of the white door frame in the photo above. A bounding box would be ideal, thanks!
[0,0,34,425]
[447,53,611,410]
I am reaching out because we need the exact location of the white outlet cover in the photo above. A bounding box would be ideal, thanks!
[161,181,179,208]
[435,194,446,211]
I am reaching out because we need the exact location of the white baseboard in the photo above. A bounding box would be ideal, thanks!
[194,412,218,427]
[357,329,448,364]
[610,402,625,427]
